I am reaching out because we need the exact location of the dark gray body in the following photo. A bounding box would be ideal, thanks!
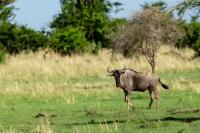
[107,67,169,110]
[119,69,162,92]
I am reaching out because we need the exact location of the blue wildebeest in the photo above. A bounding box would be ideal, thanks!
[107,66,169,110]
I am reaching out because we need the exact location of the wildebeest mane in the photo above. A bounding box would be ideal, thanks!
[125,68,142,74]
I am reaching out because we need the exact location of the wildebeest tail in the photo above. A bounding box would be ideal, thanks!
[158,78,169,89]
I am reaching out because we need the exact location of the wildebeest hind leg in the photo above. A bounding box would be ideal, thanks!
[153,90,160,109]
[124,92,129,111]
[128,100,134,110]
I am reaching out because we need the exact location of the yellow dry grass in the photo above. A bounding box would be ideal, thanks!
[1,46,198,76]
[0,46,199,95]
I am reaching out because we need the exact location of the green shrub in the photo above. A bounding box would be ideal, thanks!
[192,37,200,56]
[50,27,95,55]
[50,0,120,49]
[0,23,48,54]
[0,43,6,63]
[176,21,200,56]
[11,25,48,53]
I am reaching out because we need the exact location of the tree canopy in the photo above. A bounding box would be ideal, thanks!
[1,0,200,60]
[112,6,181,73]
[175,0,200,20]
[49,0,124,54]
[0,0,15,23]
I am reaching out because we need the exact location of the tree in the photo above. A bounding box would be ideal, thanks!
[174,0,200,57]
[50,0,123,54]
[0,0,15,56]
[176,21,200,56]
[175,0,200,20]
[141,0,167,11]
[112,7,181,73]
[51,0,110,47]
[0,0,48,54]
[0,0,15,23]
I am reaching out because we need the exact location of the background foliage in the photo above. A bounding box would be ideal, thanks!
[0,0,47,55]
[0,0,200,58]
[177,21,200,56]
[50,0,124,54]
[0,23,48,54]
[50,27,92,55]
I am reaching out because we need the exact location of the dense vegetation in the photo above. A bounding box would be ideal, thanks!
[0,0,48,56]
[177,21,200,56]
[0,0,200,58]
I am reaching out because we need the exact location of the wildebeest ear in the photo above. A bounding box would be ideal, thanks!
[107,74,114,76]
[121,70,125,74]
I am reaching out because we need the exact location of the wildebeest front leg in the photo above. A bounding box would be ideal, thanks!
[148,90,153,109]
[124,91,134,111]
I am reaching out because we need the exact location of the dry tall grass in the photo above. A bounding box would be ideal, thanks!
[0,46,199,95]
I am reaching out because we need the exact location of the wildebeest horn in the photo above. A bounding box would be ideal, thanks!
[123,64,126,70]
[107,66,113,73]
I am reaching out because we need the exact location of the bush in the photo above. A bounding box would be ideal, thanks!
[193,37,200,56]
[0,43,6,63]
[0,23,48,54]
[11,25,48,53]
[50,27,95,55]
[176,21,200,56]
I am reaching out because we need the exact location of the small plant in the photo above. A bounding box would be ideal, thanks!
[84,107,97,118]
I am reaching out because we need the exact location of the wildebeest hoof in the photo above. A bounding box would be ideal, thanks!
[131,106,135,110]
[35,113,46,118]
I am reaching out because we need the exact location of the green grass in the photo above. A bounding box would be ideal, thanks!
[0,70,200,132]
[0,90,200,132]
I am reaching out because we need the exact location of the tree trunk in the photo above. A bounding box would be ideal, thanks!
[144,54,156,74]
[150,61,155,74]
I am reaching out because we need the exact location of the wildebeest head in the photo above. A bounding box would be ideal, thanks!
[107,65,126,87]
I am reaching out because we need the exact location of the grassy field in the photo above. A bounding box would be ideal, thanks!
[0,46,200,132]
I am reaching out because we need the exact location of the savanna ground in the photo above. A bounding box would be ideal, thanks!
[0,46,200,133]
